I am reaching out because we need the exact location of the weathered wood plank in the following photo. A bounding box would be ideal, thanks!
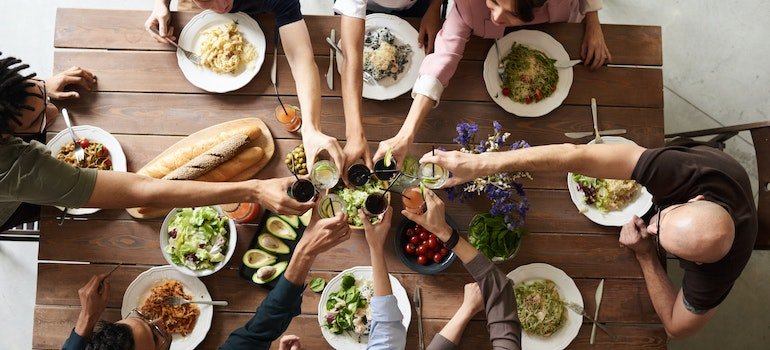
[53,51,663,107]
[55,9,662,65]
[36,264,657,322]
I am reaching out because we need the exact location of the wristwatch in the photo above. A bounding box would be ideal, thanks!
[443,228,460,250]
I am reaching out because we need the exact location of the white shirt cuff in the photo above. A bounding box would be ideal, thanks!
[371,295,403,322]
[411,75,444,108]
[581,0,603,14]
[333,0,367,19]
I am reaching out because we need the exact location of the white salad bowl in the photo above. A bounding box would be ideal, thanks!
[159,206,237,277]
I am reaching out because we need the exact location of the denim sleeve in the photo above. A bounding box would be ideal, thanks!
[366,295,406,350]
[61,328,88,350]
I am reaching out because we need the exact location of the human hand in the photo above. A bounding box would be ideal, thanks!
[372,134,412,171]
[460,282,484,315]
[619,215,655,257]
[45,66,97,100]
[401,189,452,242]
[343,132,373,182]
[360,207,392,253]
[75,273,110,336]
[581,17,612,70]
[145,1,176,43]
[296,210,351,256]
[302,129,346,176]
[278,335,302,350]
[254,177,315,215]
[419,150,482,188]
[417,4,441,53]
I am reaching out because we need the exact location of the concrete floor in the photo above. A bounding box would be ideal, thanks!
[1,0,768,349]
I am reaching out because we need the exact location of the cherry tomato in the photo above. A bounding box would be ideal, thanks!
[404,243,416,255]
[440,248,449,257]
[419,232,429,241]
[427,238,438,250]
[429,234,437,240]
[433,253,443,264]
[534,88,543,101]
[406,228,415,236]
[416,245,428,256]
[97,146,110,157]
[525,96,533,104]
[417,255,429,266]
[409,235,420,245]
[78,138,90,148]
[103,159,112,169]
[501,87,511,96]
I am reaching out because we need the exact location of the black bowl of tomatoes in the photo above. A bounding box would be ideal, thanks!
[394,217,458,275]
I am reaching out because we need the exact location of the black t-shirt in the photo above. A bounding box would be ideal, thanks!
[231,0,303,28]
[631,142,757,311]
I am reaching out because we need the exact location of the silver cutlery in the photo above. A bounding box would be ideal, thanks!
[555,59,582,69]
[148,27,202,65]
[590,279,605,344]
[414,286,424,350]
[563,129,627,139]
[325,37,376,85]
[164,296,228,306]
[563,300,615,340]
[99,263,122,292]
[494,39,505,79]
[326,29,335,90]
[271,45,279,95]
[591,98,604,144]
[62,108,85,163]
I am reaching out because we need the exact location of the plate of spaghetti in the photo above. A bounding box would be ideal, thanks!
[46,125,127,215]
[178,10,266,93]
[483,30,573,117]
[122,265,213,350]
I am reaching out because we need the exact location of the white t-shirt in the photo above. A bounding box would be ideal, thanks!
[334,0,420,19]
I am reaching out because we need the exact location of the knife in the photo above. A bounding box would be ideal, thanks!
[555,59,582,69]
[326,29,335,90]
[563,129,627,139]
[590,279,605,344]
[271,35,279,94]
[414,286,424,350]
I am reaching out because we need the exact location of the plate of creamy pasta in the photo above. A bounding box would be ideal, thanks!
[46,125,127,215]
[178,10,266,93]
[122,265,213,350]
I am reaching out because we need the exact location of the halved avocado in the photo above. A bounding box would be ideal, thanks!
[242,249,277,269]
[266,217,297,240]
[278,214,300,229]
[252,261,288,284]
[258,233,290,254]
[299,209,312,227]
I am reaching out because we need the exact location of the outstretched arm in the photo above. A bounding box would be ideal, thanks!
[339,15,373,173]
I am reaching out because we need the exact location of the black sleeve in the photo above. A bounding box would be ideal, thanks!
[267,0,303,27]
[680,262,734,312]
[631,147,701,206]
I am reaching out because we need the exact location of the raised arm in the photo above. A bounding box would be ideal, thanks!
[420,143,646,188]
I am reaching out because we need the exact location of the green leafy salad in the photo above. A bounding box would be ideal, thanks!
[468,213,523,261]
[515,279,567,337]
[166,207,229,271]
[334,179,385,227]
[322,273,373,342]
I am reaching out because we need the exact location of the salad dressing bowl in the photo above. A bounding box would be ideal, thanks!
[160,206,237,277]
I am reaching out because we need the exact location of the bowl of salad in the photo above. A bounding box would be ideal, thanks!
[332,178,391,229]
[160,206,237,277]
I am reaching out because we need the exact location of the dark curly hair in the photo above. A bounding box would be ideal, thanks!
[516,0,548,23]
[86,321,135,350]
[0,52,40,134]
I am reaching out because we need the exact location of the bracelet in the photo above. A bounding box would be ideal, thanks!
[444,228,460,250]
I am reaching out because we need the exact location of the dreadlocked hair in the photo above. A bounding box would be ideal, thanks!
[0,52,40,134]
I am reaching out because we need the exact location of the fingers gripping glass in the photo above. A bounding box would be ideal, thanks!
[129,308,171,349]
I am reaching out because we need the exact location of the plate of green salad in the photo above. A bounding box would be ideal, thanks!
[507,263,582,350]
[160,206,237,277]
[318,266,411,349]
[332,179,391,229]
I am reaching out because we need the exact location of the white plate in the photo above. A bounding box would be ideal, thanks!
[483,30,573,117]
[46,125,127,215]
[178,10,266,93]
[336,13,426,100]
[567,136,654,227]
[159,206,237,277]
[507,263,582,350]
[318,266,412,349]
[121,265,213,350]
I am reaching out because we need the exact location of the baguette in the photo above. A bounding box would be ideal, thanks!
[139,124,262,179]
[163,134,250,180]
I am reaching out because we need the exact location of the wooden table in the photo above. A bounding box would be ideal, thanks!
[34,9,666,349]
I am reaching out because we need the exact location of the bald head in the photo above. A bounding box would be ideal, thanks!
[659,200,734,263]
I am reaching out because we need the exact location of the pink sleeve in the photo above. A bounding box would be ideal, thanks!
[417,0,473,88]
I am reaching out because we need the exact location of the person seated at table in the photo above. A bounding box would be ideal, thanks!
[373,0,611,165]
[146,0,347,177]
[0,53,312,232]
[62,211,351,350]
[417,140,757,339]
[402,190,522,349]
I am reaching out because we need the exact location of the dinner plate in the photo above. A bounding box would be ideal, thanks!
[177,10,266,93]
[46,125,127,215]
[318,266,412,349]
[483,30,573,117]
[336,13,426,100]
[567,136,654,226]
[121,265,213,350]
[507,263,582,350]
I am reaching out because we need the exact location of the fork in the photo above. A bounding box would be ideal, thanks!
[494,39,505,79]
[164,296,228,306]
[61,108,84,163]
[149,27,202,65]
[563,300,616,340]
[591,98,604,144]
[324,36,377,85]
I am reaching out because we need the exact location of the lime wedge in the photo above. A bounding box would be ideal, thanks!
[384,148,393,167]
